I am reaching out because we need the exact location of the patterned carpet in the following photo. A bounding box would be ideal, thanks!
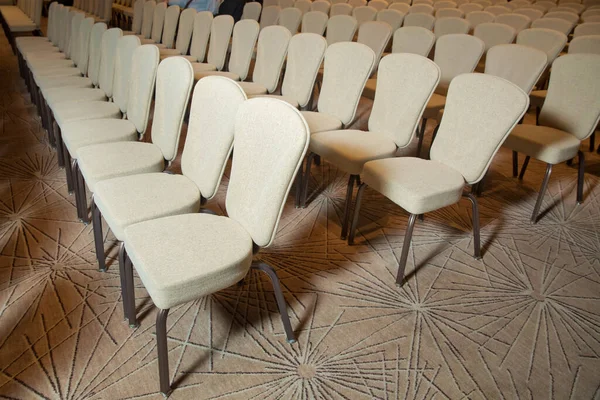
[1,28,600,400]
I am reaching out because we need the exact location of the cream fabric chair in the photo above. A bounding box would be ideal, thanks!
[304,54,440,238]
[504,54,600,223]
[568,34,600,52]
[330,3,353,16]
[195,19,260,81]
[139,1,165,44]
[389,2,410,13]
[369,0,390,11]
[409,3,435,14]
[544,10,579,23]
[582,15,600,22]
[260,5,281,28]
[264,0,279,6]
[295,0,312,15]
[495,13,532,32]
[332,0,349,3]
[582,8,600,19]
[392,26,436,54]
[280,0,295,8]
[514,7,544,22]
[159,8,196,59]
[466,10,496,29]
[533,0,555,12]
[150,4,179,48]
[183,11,213,63]
[485,4,511,15]
[516,28,567,67]
[459,3,483,14]
[403,12,436,29]
[279,6,302,32]
[349,0,368,6]
[326,14,358,44]
[377,8,405,30]
[242,1,262,20]
[391,0,411,4]
[531,17,575,34]
[563,2,586,13]
[434,16,470,37]
[485,43,547,94]
[357,20,393,71]
[434,0,458,10]
[61,45,160,221]
[413,0,433,5]
[311,0,331,14]
[455,0,470,6]
[15,1,60,52]
[550,5,582,13]
[122,0,144,35]
[136,0,156,40]
[302,10,329,34]
[574,21,600,36]
[92,76,246,311]
[190,15,233,76]
[436,7,465,18]
[121,97,309,396]
[474,22,517,52]
[349,73,528,285]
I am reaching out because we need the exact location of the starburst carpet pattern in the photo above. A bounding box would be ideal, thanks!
[1,26,600,399]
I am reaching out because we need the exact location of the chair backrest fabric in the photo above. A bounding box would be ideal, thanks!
[261,5,281,28]
[392,26,436,55]
[531,17,574,35]
[161,5,180,49]
[326,14,358,44]
[302,10,329,34]
[228,19,260,80]
[311,0,331,14]
[190,11,213,62]
[434,33,485,91]
[474,22,516,51]
[88,22,107,86]
[112,35,142,113]
[376,9,404,31]
[150,1,167,43]
[465,10,495,28]
[279,6,302,32]
[140,0,156,39]
[174,8,196,55]
[242,1,262,20]
[353,5,378,25]
[568,35,600,54]
[98,28,124,98]
[126,45,160,135]
[485,44,547,94]
[434,16,470,38]
[76,17,95,75]
[403,12,436,29]
[131,0,144,34]
[207,15,234,70]
[516,28,568,66]
[330,3,353,15]
[252,25,292,93]
[574,22,600,36]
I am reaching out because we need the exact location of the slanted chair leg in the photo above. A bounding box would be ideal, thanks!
[416,131,424,158]
[155,308,172,397]
[518,156,530,180]
[294,163,303,208]
[462,193,481,259]
[426,124,440,160]
[340,175,357,240]
[512,151,518,177]
[118,242,128,320]
[577,150,585,204]
[64,149,74,193]
[397,213,418,287]
[300,152,316,208]
[251,262,296,343]
[531,163,553,224]
[55,122,65,168]
[91,197,108,272]
[590,132,595,153]
[124,254,139,328]
[348,182,367,245]
[75,162,89,223]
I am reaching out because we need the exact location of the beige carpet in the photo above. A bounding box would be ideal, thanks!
[1,29,600,400]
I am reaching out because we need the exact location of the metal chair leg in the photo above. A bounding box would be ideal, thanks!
[91,197,108,272]
[156,308,172,397]
[518,156,530,180]
[294,162,303,208]
[75,162,89,223]
[251,262,296,343]
[300,152,315,208]
[118,242,128,320]
[512,151,518,177]
[426,124,440,160]
[577,150,585,204]
[124,254,138,328]
[340,175,357,240]
[55,122,65,168]
[396,214,418,287]
[462,193,481,259]
[348,182,367,245]
[416,131,424,158]
[531,163,553,224]
[590,132,595,153]
[64,149,74,193]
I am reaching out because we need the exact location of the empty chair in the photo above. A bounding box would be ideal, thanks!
[531,17,575,35]
[472,0,492,7]
[122,0,144,35]
[140,1,166,44]
[409,3,435,13]
[183,12,213,63]
[485,44,547,94]
[357,20,393,71]
[517,28,567,66]
[434,0,458,9]
[279,6,302,32]
[280,0,295,8]
[413,0,433,4]
[264,0,279,6]
[459,3,484,14]
[311,0,331,14]
[404,12,436,29]
[562,2,586,12]
[507,0,532,9]
[583,14,600,22]
[159,8,195,58]
[582,8,600,19]
[495,13,531,32]
[392,25,436,54]
[550,5,582,13]
[151,4,179,48]
[330,2,353,15]
[326,14,359,44]
[466,10,496,29]
[349,0,368,6]
[260,5,281,28]
[348,73,529,285]
[514,7,544,22]
[190,15,234,77]
[436,7,464,18]
[137,0,155,39]
[504,54,600,223]
[484,4,510,15]
[544,10,579,23]
[377,9,405,30]
[391,0,411,3]
[454,0,470,6]
[434,16,470,37]
[295,0,312,14]
[331,0,348,3]
[354,4,379,23]
[389,2,410,13]
[302,10,329,34]
[474,22,516,52]
[242,1,262,20]
[568,34,600,53]
[369,0,390,10]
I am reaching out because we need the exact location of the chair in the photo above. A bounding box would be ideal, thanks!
[183,12,213,63]
[331,0,349,3]
[495,13,532,33]
[190,15,234,76]
[409,3,435,13]
[413,0,433,4]
[151,4,179,48]
[390,0,411,3]
[303,54,440,237]
[544,10,579,23]
[348,73,528,285]
[516,28,567,67]
[436,7,464,18]
[330,2,353,15]
[531,17,575,34]
[242,1,262,20]
[563,2,586,12]
[122,0,144,35]
[582,8,600,19]
[389,2,410,13]
[326,14,358,44]
[474,22,516,52]
[459,3,483,14]
[403,12,436,29]
[302,10,329,34]
[465,10,496,29]
[514,7,544,22]
[377,8,405,30]
[311,0,331,14]
[583,13,600,22]
[140,1,165,44]
[280,0,295,8]
[392,25,436,54]
[504,54,600,222]
[357,20,393,71]
[434,0,458,9]
[485,44,547,94]
[472,0,492,7]
[121,96,309,396]
[484,4,511,15]
[137,0,155,39]
[568,34,600,53]
[369,0,390,10]
[279,6,302,32]
[260,5,281,28]
[349,0,368,6]
[264,0,279,6]
[159,8,196,58]
[434,16,470,37]
[295,0,312,15]
[574,22,600,36]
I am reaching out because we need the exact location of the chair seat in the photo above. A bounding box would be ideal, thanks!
[33,67,81,82]
[52,101,121,127]
[503,124,581,165]
[238,82,268,96]
[155,43,167,49]
[300,111,343,134]
[192,62,217,79]
[140,38,156,45]
[39,76,93,93]
[94,173,202,240]
[45,87,106,108]
[362,157,465,215]
[194,70,241,81]
[24,50,67,63]
[310,129,397,175]
[181,55,198,62]
[249,94,299,108]
[17,41,55,52]
[362,78,377,100]
[422,93,446,119]
[159,48,181,58]
[76,142,165,192]
[529,89,546,108]
[123,213,253,310]
[61,119,138,156]
[28,57,72,71]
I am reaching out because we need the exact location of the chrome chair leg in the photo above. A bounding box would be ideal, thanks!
[531,163,553,223]
[340,175,357,240]
[577,150,585,204]
[348,182,367,245]
[91,197,108,272]
[462,192,481,259]
[396,213,418,287]
[156,308,172,397]
[124,254,138,328]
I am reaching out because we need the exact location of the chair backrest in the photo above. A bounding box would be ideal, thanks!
[568,34,600,53]
[227,98,309,248]
[173,8,196,55]
[126,45,160,136]
[181,77,247,200]
[252,25,292,93]
[228,19,260,80]
[434,34,485,91]
[150,1,167,43]
[465,10,495,29]
[279,6,302,32]
[544,10,579,22]
[189,11,213,62]
[562,2,585,12]
[485,44,547,93]
[326,15,359,44]
[349,0,367,6]
[389,2,410,13]
[495,13,531,33]
[392,26,436,55]
[459,3,483,14]
[112,35,141,113]
[403,12,436,29]
[434,0,458,10]
[409,3,435,13]
[431,73,528,184]
[311,0,331,14]
[88,23,107,86]
[485,4,510,15]
[151,57,194,162]
[207,15,234,70]
[582,8,600,18]
[436,8,464,18]
[370,54,440,148]
[280,0,295,8]
[302,10,329,34]
[98,28,123,98]
[414,0,433,5]
[66,12,84,60]
[330,3,353,15]
[261,5,281,28]
[516,28,567,66]
[331,0,348,4]
[474,22,516,51]
[319,42,376,125]
[242,1,262,20]
[514,8,544,22]
[161,5,180,48]
[140,0,156,39]
[295,0,312,14]
[534,0,555,11]
[531,17,574,34]
[540,54,600,140]
[473,0,492,7]
[131,0,144,34]
[357,21,393,69]
[370,0,389,11]
[574,22,600,36]
[46,2,58,43]
[281,33,327,108]
[376,9,404,31]
[434,16,470,38]
[76,17,95,76]
[264,0,278,6]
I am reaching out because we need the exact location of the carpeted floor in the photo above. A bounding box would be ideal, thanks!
[1,27,600,400]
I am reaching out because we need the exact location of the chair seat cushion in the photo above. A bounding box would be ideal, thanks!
[362,157,465,215]
[140,38,156,45]
[53,101,121,127]
[310,130,397,175]
[24,50,67,63]
[191,62,218,79]
[249,94,299,108]
[94,173,202,240]
[362,78,377,100]
[300,111,343,134]
[39,76,93,93]
[182,55,198,62]
[422,93,446,119]
[159,48,181,58]
[76,142,165,192]
[194,70,240,81]
[33,67,81,82]
[28,57,72,71]
[124,213,253,310]
[529,89,546,108]
[45,87,106,108]
[503,124,580,165]
[61,119,138,156]
[238,82,268,96]
[17,41,55,52]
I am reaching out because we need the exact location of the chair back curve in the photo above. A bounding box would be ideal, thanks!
[126,45,160,137]
[112,35,142,114]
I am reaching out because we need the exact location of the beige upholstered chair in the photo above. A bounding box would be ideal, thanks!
[260,5,281,28]
[280,0,295,8]
[532,17,575,35]
[574,22,600,36]
[183,12,213,63]
[533,0,555,12]
[326,14,358,44]
[409,3,435,14]
[302,10,329,34]
[485,44,547,94]
[568,34,600,53]
[436,7,465,18]
[121,97,309,396]
[242,1,262,20]
[331,0,349,4]
[582,8,600,19]
[485,4,511,15]
[303,54,440,238]
[474,22,516,52]
[466,10,496,29]
[158,8,196,58]
[505,54,600,222]
[311,0,331,14]
[403,12,436,29]
[391,0,411,4]
[189,15,233,75]
[264,0,279,6]
[136,0,155,39]
[330,2,353,15]
[348,73,528,285]
[434,16,470,38]
[514,7,544,22]
[369,0,389,10]
[295,0,312,15]
[349,0,368,6]
[121,0,144,35]
[279,6,302,32]
[517,28,568,66]
[389,2,410,13]
[377,8,405,30]
[413,0,433,5]
[495,13,532,32]
[459,3,483,14]
[358,21,393,72]
[139,1,165,44]
[434,0,458,10]
[583,15,600,22]
[148,4,179,48]
[544,10,579,23]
